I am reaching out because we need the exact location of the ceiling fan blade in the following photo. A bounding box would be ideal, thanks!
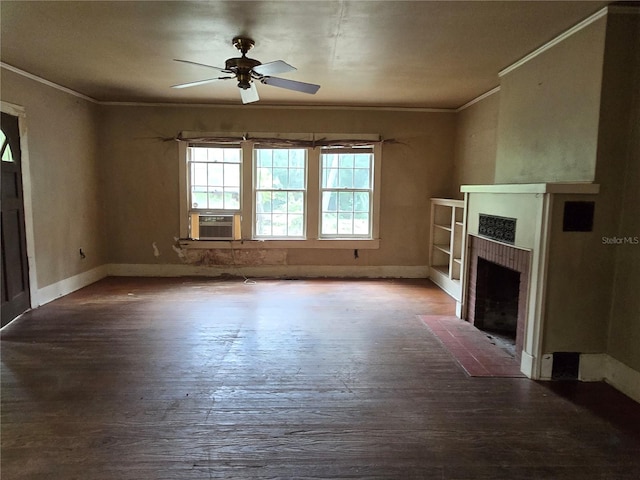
[261,76,320,95]
[173,59,229,73]
[171,77,231,89]
[253,60,296,76]
[240,83,260,104]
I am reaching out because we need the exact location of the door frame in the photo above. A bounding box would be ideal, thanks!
[1,101,38,315]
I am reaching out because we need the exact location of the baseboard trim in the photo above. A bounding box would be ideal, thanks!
[107,263,429,279]
[36,265,109,306]
[580,353,640,403]
[520,350,537,379]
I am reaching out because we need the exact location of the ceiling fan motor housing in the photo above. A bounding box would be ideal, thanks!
[225,57,262,89]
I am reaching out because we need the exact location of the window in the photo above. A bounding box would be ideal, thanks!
[320,147,373,238]
[178,133,381,248]
[254,148,306,238]
[188,145,241,211]
[1,130,14,163]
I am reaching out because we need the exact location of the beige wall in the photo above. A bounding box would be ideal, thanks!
[542,194,609,354]
[494,16,607,184]
[600,12,640,372]
[0,68,106,289]
[452,92,499,197]
[99,105,456,270]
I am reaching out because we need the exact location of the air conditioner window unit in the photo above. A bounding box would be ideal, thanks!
[190,214,239,240]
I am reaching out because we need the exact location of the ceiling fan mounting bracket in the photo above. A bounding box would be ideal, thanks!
[232,36,255,55]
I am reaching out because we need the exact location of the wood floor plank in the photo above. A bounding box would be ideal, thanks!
[2,277,639,479]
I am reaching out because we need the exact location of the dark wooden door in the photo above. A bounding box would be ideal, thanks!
[1,112,30,327]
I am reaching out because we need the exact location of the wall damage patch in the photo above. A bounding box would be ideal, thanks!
[184,249,287,266]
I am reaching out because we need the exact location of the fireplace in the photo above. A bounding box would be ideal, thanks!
[465,235,531,364]
[459,182,600,379]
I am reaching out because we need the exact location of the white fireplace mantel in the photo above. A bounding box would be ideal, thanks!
[461,182,600,195]
[460,181,600,380]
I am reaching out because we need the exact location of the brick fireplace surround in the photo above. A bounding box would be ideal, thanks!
[465,234,531,364]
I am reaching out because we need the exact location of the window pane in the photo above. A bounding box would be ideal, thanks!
[272,191,288,213]
[288,214,304,237]
[354,213,370,235]
[273,150,289,167]
[257,150,272,167]
[208,163,224,186]
[256,167,273,189]
[256,214,271,236]
[339,154,354,168]
[290,150,305,168]
[354,168,371,189]
[224,163,240,187]
[224,148,241,163]
[224,189,240,210]
[338,213,354,235]
[256,191,272,213]
[191,189,207,209]
[272,214,288,236]
[354,154,371,168]
[273,168,289,188]
[322,213,338,235]
[323,168,339,188]
[1,131,13,163]
[288,191,304,213]
[289,168,304,189]
[338,192,354,212]
[208,191,224,209]
[354,192,370,212]
[322,191,337,212]
[338,169,353,188]
[192,163,208,185]
[206,148,221,162]
[191,147,208,162]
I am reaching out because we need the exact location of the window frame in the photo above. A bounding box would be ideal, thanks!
[253,146,308,240]
[178,132,381,250]
[319,146,375,239]
[187,143,243,214]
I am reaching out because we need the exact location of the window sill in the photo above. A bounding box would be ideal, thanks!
[179,238,380,250]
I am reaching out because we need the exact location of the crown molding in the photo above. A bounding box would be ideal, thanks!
[499,6,609,78]
[99,101,455,113]
[1,62,99,103]
[456,86,500,112]
[2,63,455,113]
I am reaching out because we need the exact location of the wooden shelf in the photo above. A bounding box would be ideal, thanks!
[429,198,466,303]
[435,224,452,232]
[434,244,451,255]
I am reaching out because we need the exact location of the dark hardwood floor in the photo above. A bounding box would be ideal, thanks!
[2,277,639,479]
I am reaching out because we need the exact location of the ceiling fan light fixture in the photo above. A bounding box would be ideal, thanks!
[236,72,252,89]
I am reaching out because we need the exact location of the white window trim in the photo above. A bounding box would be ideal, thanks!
[178,132,381,250]
[253,146,308,240]
[318,145,378,239]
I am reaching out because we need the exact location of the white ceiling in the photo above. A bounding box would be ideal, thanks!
[0,1,612,109]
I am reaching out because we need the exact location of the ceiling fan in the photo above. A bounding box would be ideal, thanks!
[171,36,321,104]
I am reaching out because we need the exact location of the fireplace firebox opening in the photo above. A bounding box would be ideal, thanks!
[474,258,521,344]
